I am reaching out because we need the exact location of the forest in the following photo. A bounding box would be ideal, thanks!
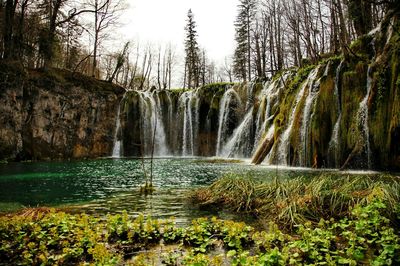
[0,0,397,88]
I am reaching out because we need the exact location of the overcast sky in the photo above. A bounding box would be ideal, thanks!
[119,0,238,63]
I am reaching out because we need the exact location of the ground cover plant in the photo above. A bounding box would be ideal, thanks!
[0,195,399,265]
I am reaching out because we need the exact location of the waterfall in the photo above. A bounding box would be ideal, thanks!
[253,73,291,154]
[328,60,345,167]
[254,82,271,147]
[386,17,395,45]
[112,95,125,158]
[221,107,254,158]
[245,82,255,111]
[357,66,373,168]
[178,90,200,156]
[276,67,320,165]
[299,63,329,166]
[136,91,170,156]
[152,91,170,156]
[216,88,242,156]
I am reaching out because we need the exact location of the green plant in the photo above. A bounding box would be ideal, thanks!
[182,218,214,253]
[0,199,399,265]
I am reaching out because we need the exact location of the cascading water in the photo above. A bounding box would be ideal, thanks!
[152,91,170,156]
[178,90,200,156]
[245,82,255,111]
[299,63,329,166]
[328,60,345,167]
[112,97,124,158]
[276,67,320,165]
[221,107,254,158]
[137,91,170,156]
[254,82,271,148]
[216,88,242,156]
[356,66,373,168]
[263,125,276,163]
[115,46,386,170]
[253,73,292,155]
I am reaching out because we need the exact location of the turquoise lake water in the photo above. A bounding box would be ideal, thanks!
[0,158,366,224]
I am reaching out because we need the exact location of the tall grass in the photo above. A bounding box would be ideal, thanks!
[189,173,400,228]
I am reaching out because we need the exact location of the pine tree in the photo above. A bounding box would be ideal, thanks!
[184,9,200,89]
[233,0,257,82]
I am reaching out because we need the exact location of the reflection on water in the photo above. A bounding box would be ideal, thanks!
[0,158,319,224]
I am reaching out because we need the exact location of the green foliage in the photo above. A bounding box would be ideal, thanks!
[106,212,162,251]
[0,210,121,265]
[1,200,399,265]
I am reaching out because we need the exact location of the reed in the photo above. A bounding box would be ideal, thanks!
[190,173,400,228]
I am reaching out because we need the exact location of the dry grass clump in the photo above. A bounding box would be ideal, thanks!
[189,173,400,228]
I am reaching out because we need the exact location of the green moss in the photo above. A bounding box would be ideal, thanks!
[289,88,307,163]
[311,73,337,165]
[272,65,315,154]
[198,82,234,108]
[341,71,362,148]
[288,65,315,93]
[275,66,314,118]
[169,87,187,93]
[200,82,235,92]
[273,113,285,140]
[319,55,343,66]
[349,34,374,58]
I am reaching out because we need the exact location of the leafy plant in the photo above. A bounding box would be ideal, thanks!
[0,199,399,265]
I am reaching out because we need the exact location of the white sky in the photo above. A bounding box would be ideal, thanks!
[119,0,238,63]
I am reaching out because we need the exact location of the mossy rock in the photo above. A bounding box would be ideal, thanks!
[349,34,374,59]
[311,70,338,167]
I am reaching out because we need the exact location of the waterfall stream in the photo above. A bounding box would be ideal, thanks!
[299,63,329,166]
[221,107,254,158]
[111,95,125,158]
[276,67,320,165]
[216,88,242,156]
[357,66,373,168]
[328,60,345,167]
[179,90,200,156]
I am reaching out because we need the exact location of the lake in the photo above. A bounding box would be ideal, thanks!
[0,158,375,224]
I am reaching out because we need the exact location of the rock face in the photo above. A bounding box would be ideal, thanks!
[0,64,124,161]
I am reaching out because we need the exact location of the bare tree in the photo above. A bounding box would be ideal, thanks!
[84,0,125,77]
[108,41,129,83]
[155,44,176,90]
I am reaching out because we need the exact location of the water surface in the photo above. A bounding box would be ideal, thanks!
[0,158,337,224]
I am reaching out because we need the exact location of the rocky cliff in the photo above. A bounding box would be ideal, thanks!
[0,63,125,161]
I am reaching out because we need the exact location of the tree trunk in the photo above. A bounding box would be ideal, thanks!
[3,0,17,59]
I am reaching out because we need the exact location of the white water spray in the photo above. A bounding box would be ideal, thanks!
[216,88,242,156]
[276,67,320,165]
